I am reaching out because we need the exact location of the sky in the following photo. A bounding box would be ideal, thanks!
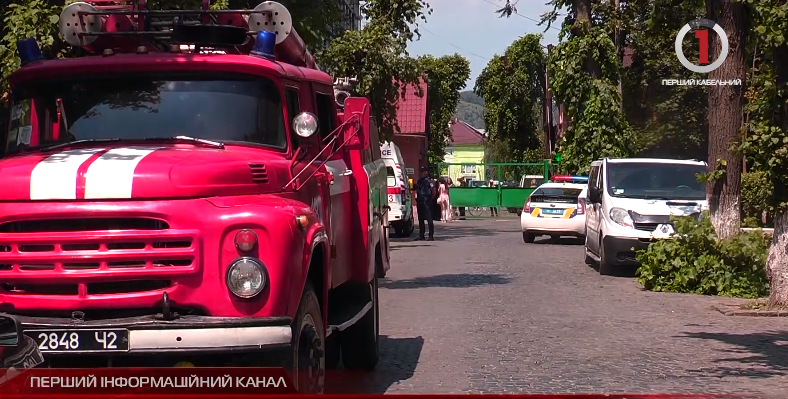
[406,0,561,90]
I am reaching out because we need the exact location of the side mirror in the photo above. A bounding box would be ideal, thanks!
[342,97,370,151]
[0,315,20,346]
[589,187,601,203]
[292,112,319,140]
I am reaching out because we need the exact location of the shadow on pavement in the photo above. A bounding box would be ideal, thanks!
[379,273,511,289]
[531,236,585,246]
[326,335,424,393]
[679,330,788,378]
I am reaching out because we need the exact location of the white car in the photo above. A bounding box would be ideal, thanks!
[521,178,588,243]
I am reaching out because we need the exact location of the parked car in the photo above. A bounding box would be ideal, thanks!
[521,178,589,243]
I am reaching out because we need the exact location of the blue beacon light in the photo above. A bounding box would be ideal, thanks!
[17,38,44,66]
[250,31,276,60]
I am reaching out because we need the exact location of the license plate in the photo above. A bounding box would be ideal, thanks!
[541,208,564,215]
[26,329,129,353]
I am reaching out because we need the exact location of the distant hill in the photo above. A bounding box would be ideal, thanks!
[459,91,484,106]
[454,90,485,129]
[454,101,485,130]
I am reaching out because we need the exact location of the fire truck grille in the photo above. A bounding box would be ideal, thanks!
[0,225,200,295]
[0,280,172,296]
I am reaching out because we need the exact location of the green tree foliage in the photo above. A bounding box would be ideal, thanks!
[621,0,708,160]
[318,0,431,139]
[737,0,788,307]
[418,54,470,165]
[474,33,545,163]
[541,0,631,175]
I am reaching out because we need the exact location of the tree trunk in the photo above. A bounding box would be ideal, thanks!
[705,0,746,239]
[766,44,788,308]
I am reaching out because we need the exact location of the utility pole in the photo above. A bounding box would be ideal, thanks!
[614,0,622,109]
[543,44,554,159]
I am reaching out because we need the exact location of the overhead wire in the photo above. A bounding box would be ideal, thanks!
[479,0,561,31]
[419,27,492,61]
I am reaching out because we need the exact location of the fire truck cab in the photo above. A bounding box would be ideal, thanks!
[0,0,389,392]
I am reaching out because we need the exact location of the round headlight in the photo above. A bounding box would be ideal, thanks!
[226,258,267,298]
[292,112,319,138]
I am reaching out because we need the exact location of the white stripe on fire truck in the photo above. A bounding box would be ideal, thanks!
[83,147,162,199]
[30,148,106,200]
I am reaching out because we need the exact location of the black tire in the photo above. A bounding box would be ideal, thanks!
[522,231,535,243]
[290,282,326,393]
[394,226,405,237]
[325,334,341,369]
[517,209,522,217]
[550,234,561,242]
[340,276,379,370]
[598,239,614,276]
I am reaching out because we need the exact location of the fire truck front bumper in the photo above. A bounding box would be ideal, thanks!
[14,314,292,355]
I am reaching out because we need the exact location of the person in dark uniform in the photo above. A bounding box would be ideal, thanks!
[414,166,435,241]
[457,177,467,219]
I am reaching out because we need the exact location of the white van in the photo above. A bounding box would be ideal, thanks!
[381,142,414,237]
[584,158,708,275]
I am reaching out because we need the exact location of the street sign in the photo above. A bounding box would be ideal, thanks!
[406,167,414,175]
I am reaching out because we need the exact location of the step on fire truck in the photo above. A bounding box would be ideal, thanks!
[0,0,391,392]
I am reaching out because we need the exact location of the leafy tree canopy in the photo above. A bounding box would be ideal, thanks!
[419,53,470,165]
[318,0,432,140]
[474,33,545,163]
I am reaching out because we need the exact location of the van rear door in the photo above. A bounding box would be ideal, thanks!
[386,165,401,212]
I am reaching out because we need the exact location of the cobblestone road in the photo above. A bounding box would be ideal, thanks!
[333,217,788,395]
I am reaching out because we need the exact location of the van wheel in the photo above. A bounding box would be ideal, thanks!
[340,277,379,370]
[598,241,614,276]
[522,232,535,243]
[290,282,325,393]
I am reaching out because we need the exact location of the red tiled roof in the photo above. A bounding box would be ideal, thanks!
[450,119,485,145]
[394,78,428,135]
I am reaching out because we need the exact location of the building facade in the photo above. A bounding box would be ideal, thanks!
[322,0,361,48]
[443,119,486,183]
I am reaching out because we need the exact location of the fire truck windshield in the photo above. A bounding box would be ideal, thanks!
[4,74,287,154]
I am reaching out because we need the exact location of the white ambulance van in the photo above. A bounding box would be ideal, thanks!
[381,142,415,237]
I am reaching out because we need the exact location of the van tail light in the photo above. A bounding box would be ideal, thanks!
[524,198,531,213]
[400,186,406,205]
[577,198,586,215]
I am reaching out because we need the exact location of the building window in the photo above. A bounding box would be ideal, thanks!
[461,164,477,175]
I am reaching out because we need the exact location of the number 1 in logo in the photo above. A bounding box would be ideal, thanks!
[695,29,709,64]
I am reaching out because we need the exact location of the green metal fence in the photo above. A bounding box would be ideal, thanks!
[438,161,553,209]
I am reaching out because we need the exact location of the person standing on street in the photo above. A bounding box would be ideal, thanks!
[415,166,435,241]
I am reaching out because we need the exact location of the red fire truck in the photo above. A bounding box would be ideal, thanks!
[0,0,390,392]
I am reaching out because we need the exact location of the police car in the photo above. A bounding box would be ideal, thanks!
[521,176,589,243]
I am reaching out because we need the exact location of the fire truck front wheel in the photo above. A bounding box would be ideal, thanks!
[289,281,325,393]
[340,276,380,370]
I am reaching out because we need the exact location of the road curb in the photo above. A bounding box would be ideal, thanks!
[712,303,788,317]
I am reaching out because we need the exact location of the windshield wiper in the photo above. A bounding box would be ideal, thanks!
[163,136,224,149]
[38,136,224,152]
[39,138,122,152]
